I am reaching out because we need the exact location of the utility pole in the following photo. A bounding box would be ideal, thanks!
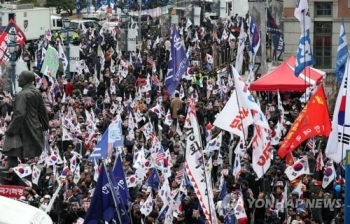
[138,0,142,44]
[259,1,268,74]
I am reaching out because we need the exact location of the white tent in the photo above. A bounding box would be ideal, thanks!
[0,196,52,224]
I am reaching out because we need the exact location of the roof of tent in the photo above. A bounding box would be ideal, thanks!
[249,56,326,91]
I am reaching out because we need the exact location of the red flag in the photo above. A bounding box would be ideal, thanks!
[278,86,331,158]
[0,19,26,63]
[285,152,295,166]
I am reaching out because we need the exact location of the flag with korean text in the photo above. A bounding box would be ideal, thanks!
[231,65,269,129]
[214,89,253,139]
[322,160,335,188]
[185,104,218,224]
[112,155,131,206]
[83,165,115,223]
[335,20,348,83]
[278,86,331,158]
[251,125,271,178]
[284,156,310,181]
[164,25,190,96]
[325,58,350,163]
[294,0,314,76]
[13,165,32,178]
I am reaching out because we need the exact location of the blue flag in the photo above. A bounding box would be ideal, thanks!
[272,34,285,53]
[76,0,82,14]
[164,25,189,96]
[88,122,123,161]
[84,165,115,224]
[108,166,131,224]
[147,168,160,190]
[248,17,260,62]
[86,0,91,13]
[266,8,281,34]
[295,29,314,77]
[335,20,348,83]
[112,155,131,206]
[95,0,102,10]
[219,180,227,199]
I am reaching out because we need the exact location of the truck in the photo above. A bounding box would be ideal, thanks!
[0,4,60,41]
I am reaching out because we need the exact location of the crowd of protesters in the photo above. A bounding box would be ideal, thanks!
[0,12,345,224]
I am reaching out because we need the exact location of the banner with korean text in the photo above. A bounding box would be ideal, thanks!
[40,45,59,77]
[278,86,331,158]
[185,104,218,224]
[0,185,25,199]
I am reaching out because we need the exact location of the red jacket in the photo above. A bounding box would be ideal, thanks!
[65,82,74,96]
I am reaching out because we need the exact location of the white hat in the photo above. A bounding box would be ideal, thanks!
[43,195,51,199]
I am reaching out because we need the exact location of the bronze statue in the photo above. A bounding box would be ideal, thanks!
[3,70,49,168]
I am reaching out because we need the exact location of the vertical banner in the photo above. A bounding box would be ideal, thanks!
[345,149,350,223]
[69,44,80,72]
[40,45,59,78]
[76,0,82,14]
[127,29,137,51]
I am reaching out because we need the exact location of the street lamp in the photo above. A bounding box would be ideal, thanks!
[8,29,19,96]
[62,18,72,79]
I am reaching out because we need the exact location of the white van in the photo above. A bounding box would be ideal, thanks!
[70,19,102,31]
[51,15,63,31]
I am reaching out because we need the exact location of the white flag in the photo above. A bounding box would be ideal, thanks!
[140,192,154,216]
[234,196,247,219]
[322,160,336,188]
[213,90,253,139]
[13,165,32,178]
[284,156,310,181]
[32,165,41,185]
[294,0,311,32]
[325,58,350,163]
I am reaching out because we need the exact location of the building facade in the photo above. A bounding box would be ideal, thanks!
[283,0,350,78]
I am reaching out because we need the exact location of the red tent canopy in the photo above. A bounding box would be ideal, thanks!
[249,56,326,91]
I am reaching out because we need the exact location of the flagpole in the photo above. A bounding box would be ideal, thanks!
[103,160,123,224]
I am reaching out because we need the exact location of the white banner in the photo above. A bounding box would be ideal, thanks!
[69,44,80,72]
[127,29,137,52]
[251,125,271,178]
[185,106,218,224]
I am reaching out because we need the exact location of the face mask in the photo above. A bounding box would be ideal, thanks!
[84,169,89,173]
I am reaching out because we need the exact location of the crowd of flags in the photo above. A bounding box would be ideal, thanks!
[4,0,350,223]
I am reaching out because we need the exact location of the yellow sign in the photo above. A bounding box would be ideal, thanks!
[347,151,350,165]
